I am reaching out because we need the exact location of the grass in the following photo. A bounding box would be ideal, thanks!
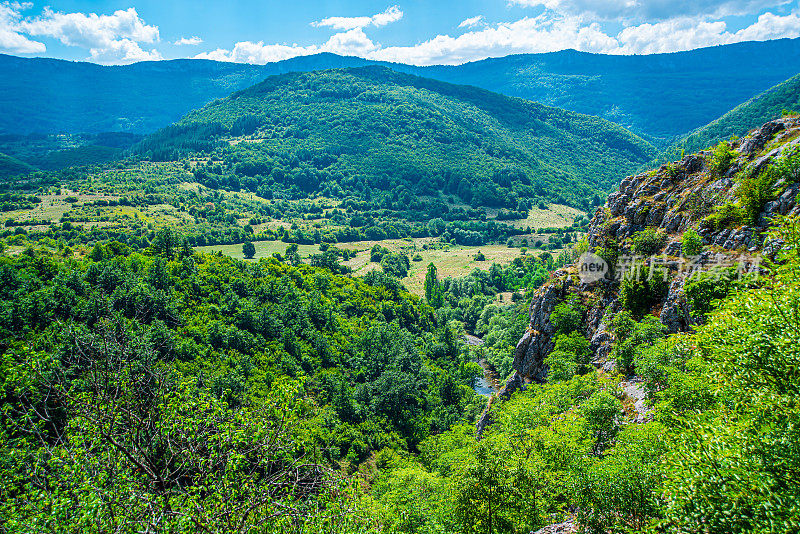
[505,204,584,229]
[197,237,560,296]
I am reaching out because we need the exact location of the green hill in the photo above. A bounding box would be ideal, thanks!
[135,66,657,211]
[0,152,35,178]
[680,72,800,153]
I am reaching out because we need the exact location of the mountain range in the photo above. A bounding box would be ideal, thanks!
[3,38,800,143]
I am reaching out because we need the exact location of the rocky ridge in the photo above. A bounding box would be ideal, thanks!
[478,117,800,435]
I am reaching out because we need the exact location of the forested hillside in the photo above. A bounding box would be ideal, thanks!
[681,72,800,153]
[135,66,656,211]
[2,117,800,533]
[3,39,800,141]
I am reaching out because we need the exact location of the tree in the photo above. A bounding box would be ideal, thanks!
[425,263,443,308]
[242,240,256,259]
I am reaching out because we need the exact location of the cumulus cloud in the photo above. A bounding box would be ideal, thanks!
[458,15,485,29]
[0,1,45,53]
[509,0,793,21]
[366,9,800,64]
[18,7,161,63]
[194,27,379,64]
[174,36,202,46]
[311,5,402,31]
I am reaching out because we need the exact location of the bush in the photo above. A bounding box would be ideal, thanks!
[545,350,577,382]
[774,145,800,183]
[380,253,411,278]
[242,240,255,259]
[632,227,668,256]
[553,331,591,365]
[706,201,744,230]
[551,297,583,334]
[619,265,670,318]
[736,166,777,224]
[710,139,737,175]
[611,313,666,375]
[681,228,703,256]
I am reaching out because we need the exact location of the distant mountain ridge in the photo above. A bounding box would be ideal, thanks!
[680,72,800,153]
[3,39,800,141]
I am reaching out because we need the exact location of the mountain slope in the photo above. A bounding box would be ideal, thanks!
[3,39,800,140]
[0,152,35,178]
[680,72,800,153]
[135,66,657,209]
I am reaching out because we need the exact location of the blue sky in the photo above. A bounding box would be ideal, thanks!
[1,0,799,65]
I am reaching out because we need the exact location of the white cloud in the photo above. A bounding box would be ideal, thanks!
[174,35,202,46]
[734,10,800,40]
[458,15,485,29]
[616,11,800,53]
[509,0,793,21]
[312,5,403,31]
[368,15,619,64]
[18,7,161,63]
[194,28,379,64]
[0,2,45,53]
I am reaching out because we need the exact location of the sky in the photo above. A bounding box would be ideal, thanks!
[0,0,799,65]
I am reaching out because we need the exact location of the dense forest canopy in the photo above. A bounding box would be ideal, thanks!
[134,67,656,212]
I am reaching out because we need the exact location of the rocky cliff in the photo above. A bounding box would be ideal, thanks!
[478,116,800,435]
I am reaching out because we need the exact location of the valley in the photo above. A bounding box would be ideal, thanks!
[0,27,800,534]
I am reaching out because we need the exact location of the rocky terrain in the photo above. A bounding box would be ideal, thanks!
[478,116,800,436]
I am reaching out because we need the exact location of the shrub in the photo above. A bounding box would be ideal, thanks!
[774,145,800,183]
[474,251,486,261]
[681,228,703,256]
[242,240,256,259]
[551,297,583,334]
[545,350,577,382]
[611,313,666,375]
[380,253,411,278]
[620,265,670,318]
[706,202,744,230]
[710,139,737,175]
[554,331,591,364]
[579,390,623,456]
[736,166,777,224]
[632,227,668,256]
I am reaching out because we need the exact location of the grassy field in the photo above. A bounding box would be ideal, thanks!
[506,204,585,229]
[197,237,557,296]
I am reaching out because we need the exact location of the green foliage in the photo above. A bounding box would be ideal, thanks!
[706,201,745,230]
[611,312,667,375]
[242,239,255,258]
[575,423,666,532]
[681,228,704,256]
[619,265,670,318]
[684,267,740,321]
[659,216,800,533]
[380,252,411,278]
[551,296,583,335]
[553,331,591,365]
[709,139,737,175]
[774,144,800,183]
[545,350,578,382]
[137,67,655,211]
[632,226,668,256]
[736,165,777,224]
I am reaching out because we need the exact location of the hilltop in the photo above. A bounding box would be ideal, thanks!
[3,39,800,141]
[135,66,657,211]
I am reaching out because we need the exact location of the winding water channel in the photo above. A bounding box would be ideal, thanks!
[463,335,500,396]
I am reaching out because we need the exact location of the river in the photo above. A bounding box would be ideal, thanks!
[464,335,500,396]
